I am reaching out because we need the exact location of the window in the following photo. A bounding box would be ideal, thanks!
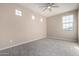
[62,15,73,31]
[15,9,22,16]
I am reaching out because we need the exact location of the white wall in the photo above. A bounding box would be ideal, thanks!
[47,10,78,42]
[0,4,47,50]
[78,8,79,42]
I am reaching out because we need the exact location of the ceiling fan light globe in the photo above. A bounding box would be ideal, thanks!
[48,6,51,9]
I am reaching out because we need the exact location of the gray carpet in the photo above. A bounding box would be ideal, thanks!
[0,38,79,56]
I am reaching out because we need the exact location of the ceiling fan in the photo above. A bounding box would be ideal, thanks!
[39,3,59,12]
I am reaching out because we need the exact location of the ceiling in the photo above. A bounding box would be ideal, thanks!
[20,3,79,18]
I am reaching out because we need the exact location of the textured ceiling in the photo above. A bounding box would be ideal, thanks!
[20,3,79,18]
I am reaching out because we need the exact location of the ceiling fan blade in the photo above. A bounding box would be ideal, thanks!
[39,5,48,7]
[51,3,59,7]
[51,3,55,5]
[37,3,48,6]
[52,5,59,7]
[42,7,47,11]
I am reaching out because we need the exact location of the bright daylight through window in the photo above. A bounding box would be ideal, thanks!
[62,15,73,31]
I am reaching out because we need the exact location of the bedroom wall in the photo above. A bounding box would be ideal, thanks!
[47,10,78,42]
[0,4,46,50]
[78,8,79,42]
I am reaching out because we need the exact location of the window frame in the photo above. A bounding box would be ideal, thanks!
[15,9,22,16]
[62,14,74,32]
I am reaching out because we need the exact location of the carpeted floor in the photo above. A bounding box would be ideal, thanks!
[0,38,79,56]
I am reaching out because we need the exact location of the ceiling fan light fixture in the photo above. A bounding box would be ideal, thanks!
[48,6,51,9]
[40,3,59,12]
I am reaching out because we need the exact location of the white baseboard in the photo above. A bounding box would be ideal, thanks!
[47,36,77,42]
[0,36,46,51]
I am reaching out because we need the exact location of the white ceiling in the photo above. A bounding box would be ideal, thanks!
[20,3,79,18]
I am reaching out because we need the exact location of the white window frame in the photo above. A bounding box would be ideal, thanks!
[15,9,22,16]
[62,14,74,32]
